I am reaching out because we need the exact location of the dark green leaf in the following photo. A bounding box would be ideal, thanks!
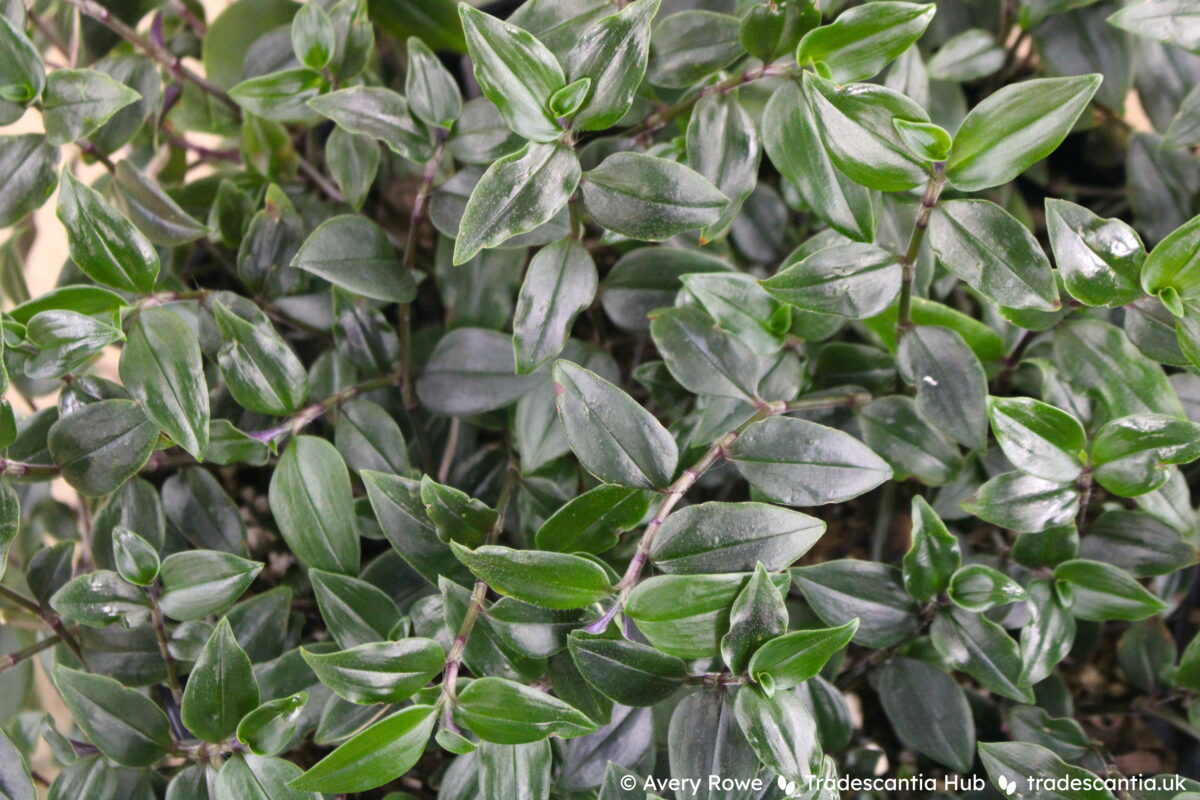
[566,0,659,130]
[553,360,678,489]
[762,242,901,319]
[268,436,360,575]
[53,666,171,767]
[733,686,821,784]
[112,528,159,587]
[159,550,263,621]
[945,75,1102,192]
[902,496,961,602]
[647,11,742,89]
[568,631,687,706]
[307,87,431,162]
[534,484,652,554]
[182,618,260,743]
[1054,559,1168,621]
[898,325,988,451]
[930,606,1032,703]
[451,542,613,609]
[120,308,209,460]
[513,239,597,374]
[650,306,760,400]
[1045,198,1145,307]
[212,302,309,415]
[289,705,436,793]
[47,399,159,496]
[56,171,158,293]
[876,658,975,773]
[292,215,414,303]
[729,416,893,506]
[747,619,859,691]
[650,501,825,575]
[580,152,727,241]
[310,568,400,648]
[796,1,936,83]
[49,570,150,629]
[988,396,1087,482]
[0,134,58,229]
[455,677,597,744]
[42,68,140,145]
[301,638,444,704]
[236,693,308,757]
[790,561,919,648]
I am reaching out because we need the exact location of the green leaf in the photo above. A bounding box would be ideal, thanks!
[893,118,953,162]
[803,72,931,192]
[326,126,378,211]
[902,496,961,602]
[289,705,436,793]
[307,87,431,162]
[929,199,1060,311]
[363,471,473,586]
[420,476,497,548]
[0,134,57,229]
[0,16,43,123]
[405,36,461,127]
[310,568,400,648]
[681,272,792,356]
[217,754,316,800]
[230,68,325,123]
[182,618,260,743]
[234,693,307,758]
[1045,199,1145,308]
[24,310,124,380]
[1054,320,1185,419]
[56,171,159,293]
[930,606,1033,703]
[721,564,788,675]
[292,215,415,303]
[459,5,565,142]
[796,1,937,83]
[650,501,825,575]
[728,416,893,506]
[513,239,598,374]
[212,302,309,416]
[1091,413,1200,496]
[1108,0,1200,53]
[927,28,1005,82]
[580,152,728,241]
[947,564,1027,612]
[740,0,819,63]
[454,677,597,744]
[565,0,659,130]
[647,10,742,89]
[1020,579,1076,685]
[568,631,687,706]
[733,686,822,784]
[686,91,760,240]
[790,561,920,648]
[417,328,541,416]
[964,471,1080,533]
[876,658,975,773]
[1054,559,1168,621]
[268,436,360,575]
[1142,213,1200,304]
[747,619,859,691]
[47,399,159,496]
[859,395,963,486]
[978,741,1114,800]
[0,727,33,800]
[484,598,587,659]
[159,550,263,621]
[762,242,901,319]
[292,2,336,70]
[548,77,592,119]
[626,572,790,659]
[112,161,207,246]
[898,325,988,451]
[553,360,679,489]
[650,305,760,400]
[945,75,1102,192]
[1082,509,1197,577]
[49,570,150,628]
[0,482,15,582]
[450,542,613,609]
[668,689,758,799]
[763,80,875,242]
[534,484,652,554]
[478,740,558,798]
[53,666,171,767]
[112,528,159,587]
[42,69,140,145]
[120,308,210,460]
[453,142,581,265]
[163,468,244,554]
[301,638,444,704]
[988,396,1087,483]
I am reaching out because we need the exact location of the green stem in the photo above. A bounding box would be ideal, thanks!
[896,163,947,338]
[439,462,519,719]
[0,458,60,479]
[0,585,89,669]
[586,390,871,634]
[247,371,405,445]
[146,586,183,705]
[0,634,61,674]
